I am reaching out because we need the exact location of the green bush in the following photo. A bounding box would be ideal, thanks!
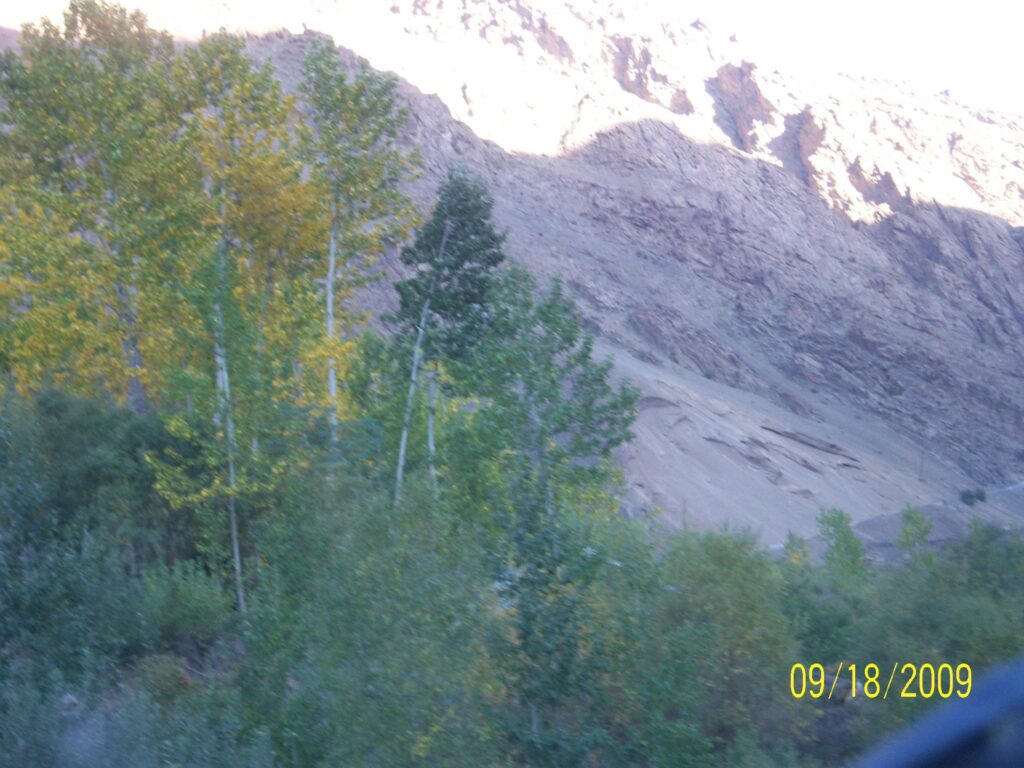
[658,530,805,754]
[0,672,63,768]
[0,674,273,768]
[818,508,867,579]
[959,488,987,506]
[896,504,933,554]
[0,538,154,680]
[141,562,231,650]
[239,473,500,768]
[135,654,193,707]
[0,390,204,680]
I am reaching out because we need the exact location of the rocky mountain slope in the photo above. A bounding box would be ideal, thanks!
[4,1,1023,541]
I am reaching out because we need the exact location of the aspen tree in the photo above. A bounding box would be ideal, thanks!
[0,1,192,408]
[172,34,321,611]
[300,38,415,445]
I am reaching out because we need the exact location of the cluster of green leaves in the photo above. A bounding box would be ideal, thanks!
[395,169,505,359]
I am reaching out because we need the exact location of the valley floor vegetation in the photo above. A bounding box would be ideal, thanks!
[2,3,1023,766]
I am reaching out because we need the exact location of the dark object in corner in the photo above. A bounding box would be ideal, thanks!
[852,658,1024,767]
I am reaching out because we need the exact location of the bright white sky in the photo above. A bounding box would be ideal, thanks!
[685,0,1024,114]
[4,0,1023,115]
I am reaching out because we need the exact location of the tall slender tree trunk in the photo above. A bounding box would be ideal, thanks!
[98,165,150,415]
[326,199,339,446]
[393,221,451,509]
[426,365,439,500]
[215,320,245,613]
[394,296,429,510]
[113,279,148,415]
[523,384,554,517]
[249,259,276,459]
[214,211,246,613]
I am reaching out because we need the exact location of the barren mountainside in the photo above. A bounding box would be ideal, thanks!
[4,0,1024,541]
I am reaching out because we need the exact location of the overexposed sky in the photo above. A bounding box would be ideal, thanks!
[685,0,1024,114]
[4,0,1023,115]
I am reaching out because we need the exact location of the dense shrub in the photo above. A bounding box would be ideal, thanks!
[959,488,987,506]
[0,675,273,768]
[4,386,1024,768]
[141,562,231,651]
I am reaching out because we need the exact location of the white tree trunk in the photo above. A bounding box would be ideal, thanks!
[326,199,339,445]
[393,221,452,509]
[427,366,439,500]
[394,297,429,509]
[214,216,246,614]
[118,301,149,416]
[214,303,245,613]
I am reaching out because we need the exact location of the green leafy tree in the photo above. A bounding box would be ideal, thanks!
[391,169,506,505]
[467,269,638,487]
[895,503,933,555]
[300,37,416,445]
[396,169,506,358]
[782,507,870,666]
[0,0,195,411]
[819,507,867,580]
[457,268,639,766]
[161,33,323,612]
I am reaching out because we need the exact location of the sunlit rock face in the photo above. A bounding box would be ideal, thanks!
[3,1,1023,540]
[261,1,1024,223]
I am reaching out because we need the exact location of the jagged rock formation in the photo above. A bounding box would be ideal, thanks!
[4,0,1023,540]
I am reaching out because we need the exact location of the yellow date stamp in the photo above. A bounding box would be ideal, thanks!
[789,662,972,700]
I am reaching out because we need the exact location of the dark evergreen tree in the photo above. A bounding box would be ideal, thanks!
[391,169,506,505]
[395,168,506,360]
